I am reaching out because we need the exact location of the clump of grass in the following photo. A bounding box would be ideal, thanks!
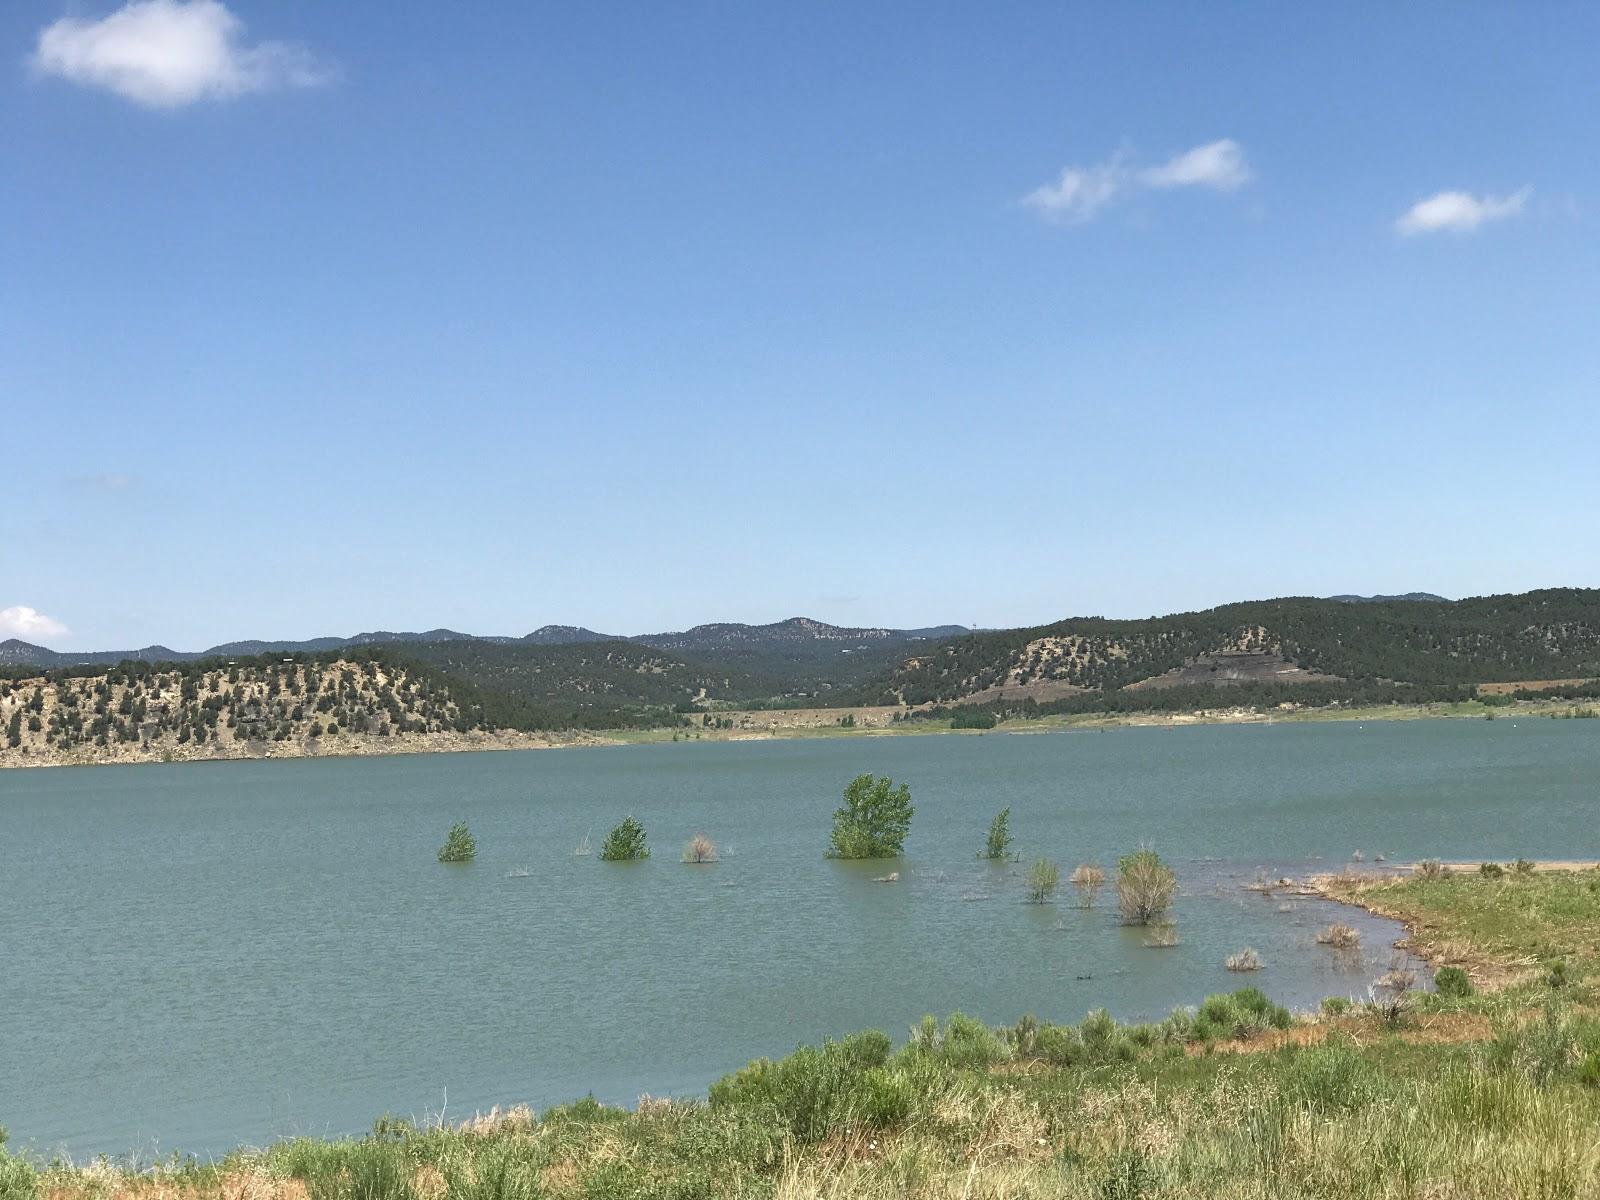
[1070,862,1105,908]
[682,833,717,864]
[1321,995,1353,1016]
[1025,858,1060,904]
[437,821,476,863]
[1116,848,1175,925]
[1316,923,1361,949]
[1226,947,1264,972]
[599,817,650,861]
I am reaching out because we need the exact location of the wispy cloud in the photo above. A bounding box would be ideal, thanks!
[0,606,69,642]
[1024,139,1252,225]
[1394,187,1531,236]
[32,0,333,109]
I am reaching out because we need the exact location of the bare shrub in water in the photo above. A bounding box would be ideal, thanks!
[1070,863,1105,908]
[1316,923,1361,949]
[1117,849,1176,925]
[682,833,718,864]
[1226,948,1263,972]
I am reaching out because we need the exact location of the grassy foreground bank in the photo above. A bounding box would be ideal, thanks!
[6,868,1600,1199]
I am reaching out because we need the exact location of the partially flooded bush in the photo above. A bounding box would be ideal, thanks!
[1315,923,1361,949]
[1116,849,1176,925]
[600,817,650,861]
[437,821,476,863]
[1025,858,1060,904]
[1226,947,1264,972]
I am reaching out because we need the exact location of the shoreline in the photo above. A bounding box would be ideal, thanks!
[2,694,1592,771]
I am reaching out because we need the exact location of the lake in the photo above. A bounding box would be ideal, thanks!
[3,718,1596,1159]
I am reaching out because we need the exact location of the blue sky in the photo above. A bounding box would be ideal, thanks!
[4,1,1597,650]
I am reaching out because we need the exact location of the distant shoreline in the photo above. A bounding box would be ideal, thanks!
[2,695,1591,771]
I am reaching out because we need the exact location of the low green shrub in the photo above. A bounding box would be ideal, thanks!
[707,1030,896,1142]
[1479,861,1505,879]
[1321,996,1353,1016]
[1434,966,1473,999]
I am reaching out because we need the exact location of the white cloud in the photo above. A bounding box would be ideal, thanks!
[1021,150,1132,225]
[0,606,69,642]
[1024,139,1252,224]
[1395,187,1531,236]
[1139,139,1252,191]
[32,0,332,109]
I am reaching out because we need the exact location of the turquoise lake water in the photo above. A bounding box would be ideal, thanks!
[2,718,1596,1159]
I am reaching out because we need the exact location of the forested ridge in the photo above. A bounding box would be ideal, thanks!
[848,589,1600,706]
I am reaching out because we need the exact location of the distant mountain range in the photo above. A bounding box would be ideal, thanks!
[0,617,968,671]
[1327,593,1451,604]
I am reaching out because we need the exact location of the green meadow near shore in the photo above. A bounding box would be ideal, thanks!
[9,866,1600,1199]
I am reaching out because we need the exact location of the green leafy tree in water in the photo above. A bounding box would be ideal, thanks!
[827,773,913,859]
[600,816,651,861]
[1026,858,1061,904]
[981,807,1012,860]
[437,821,476,863]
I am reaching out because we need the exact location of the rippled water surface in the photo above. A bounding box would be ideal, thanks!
[3,718,1596,1157]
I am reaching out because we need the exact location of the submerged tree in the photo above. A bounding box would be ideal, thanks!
[437,821,477,864]
[981,807,1012,860]
[1116,848,1176,925]
[600,816,650,861]
[827,773,913,859]
[682,833,718,864]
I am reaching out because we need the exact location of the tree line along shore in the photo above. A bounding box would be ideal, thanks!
[2,650,1596,770]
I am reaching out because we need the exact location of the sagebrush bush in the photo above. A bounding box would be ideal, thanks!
[1415,859,1451,881]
